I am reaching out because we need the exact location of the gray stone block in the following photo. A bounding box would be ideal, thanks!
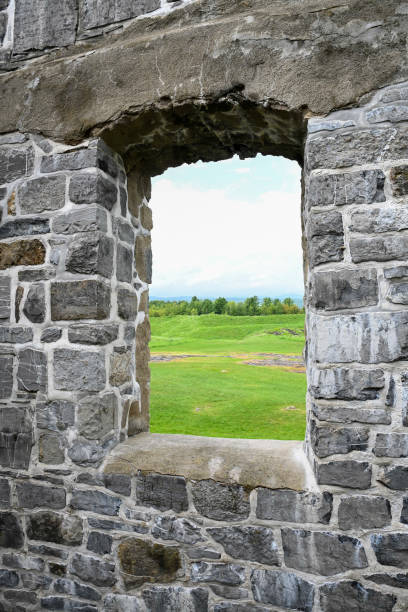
[251,569,314,612]
[18,267,56,281]
[351,206,408,234]
[135,234,152,283]
[37,400,75,432]
[66,232,114,278]
[88,517,148,534]
[103,594,145,612]
[0,406,32,469]
[78,392,116,439]
[51,280,111,320]
[114,218,134,244]
[41,142,118,178]
[0,12,6,45]
[187,548,221,560]
[308,235,344,267]
[338,496,391,530]
[0,355,13,399]
[0,478,10,507]
[21,572,52,590]
[152,516,204,544]
[117,243,133,283]
[390,164,408,197]
[319,580,396,612]
[282,528,368,576]
[0,326,33,343]
[371,533,408,568]
[118,288,137,320]
[213,605,273,612]
[387,282,408,304]
[0,275,10,320]
[384,265,408,279]
[4,588,38,606]
[0,570,19,587]
[0,145,34,184]
[308,209,343,237]
[350,234,408,263]
[142,587,208,612]
[365,572,408,590]
[54,348,106,391]
[379,465,408,490]
[104,473,131,496]
[54,578,101,602]
[192,480,250,521]
[118,537,181,588]
[39,432,65,464]
[0,513,24,548]
[53,206,108,234]
[110,350,132,386]
[310,421,369,457]
[312,403,391,425]
[87,531,112,555]
[310,367,384,401]
[28,543,68,559]
[68,439,108,466]
[16,481,66,509]
[317,460,372,489]
[27,511,83,546]
[367,104,408,123]
[191,562,245,586]
[41,327,62,343]
[399,497,408,524]
[18,175,66,214]
[17,347,47,392]
[3,552,44,571]
[69,172,117,211]
[70,490,121,516]
[307,169,385,207]
[311,268,378,310]
[41,597,98,611]
[374,433,408,457]
[256,488,332,524]
[208,526,279,566]
[23,283,45,323]
[14,0,77,52]
[136,473,188,512]
[0,217,50,239]
[68,323,118,345]
[79,0,160,31]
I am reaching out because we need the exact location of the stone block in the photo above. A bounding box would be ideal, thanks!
[41,327,62,342]
[120,186,127,216]
[41,142,118,178]
[319,580,396,612]
[78,392,117,439]
[0,513,24,548]
[0,275,10,320]
[118,288,137,320]
[136,473,188,512]
[135,234,152,283]
[374,433,408,457]
[69,172,117,211]
[27,511,83,546]
[192,479,250,521]
[104,473,131,496]
[310,421,369,457]
[53,206,108,234]
[18,175,66,214]
[311,268,378,310]
[79,0,160,31]
[187,548,221,560]
[70,489,121,516]
[306,127,408,170]
[351,206,408,234]
[117,243,133,283]
[28,544,68,559]
[88,517,148,534]
[16,481,66,509]
[39,432,65,464]
[4,589,38,605]
[338,496,391,530]
[256,488,332,524]
[367,103,408,123]
[68,439,107,466]
[312,403,391,425]
[140,204,153,230]
[3,552,44,571]
[307,169,385,208]
[54,348,106,391]
[22,283,45,323]
[0,326,33,343]
[379,465,408,490]
[142,587,208,612]
[0,145,34,184]
[0,12,6,45]
[114,218,134,244]
[0,406,32,468]
[0,239,46,270]
[21,572,52,590]
[384,265,408,279]
[152,516,204,545]
[282,528,367,576]
[18,267,56,281]
[13,0,77,52]
[87,531,112,555]
[110,350,132,386]
[387,282,408,304]
[118,537,180,589]
[309,311,408,364]
[37,400,75,432]
[103,594,144,612]
[310,367,384,401]
[0,478,10,507]
[66,232,114,278]
[191,562,245,586]
[371,533,408,568]
[51,280,111,320]
[0,355,13,399]
[0,217,50,239]
[208,526,279,566]
[350,234,408,263]
[308,209,343,237]
[127,171,151,215]
[399,498,408,524]
[41,597,98,611]
[390,164,408,197]
[366,573,408,590]
[308,235,344,267]
[317,460,372,489]
[17,347,47,392]
[251,569,314,612]
[0,570,19,587]
[68,323,118,345]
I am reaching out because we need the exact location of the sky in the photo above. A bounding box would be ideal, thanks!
[149,154,303,299]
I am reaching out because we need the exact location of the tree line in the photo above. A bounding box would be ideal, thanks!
[150,296,303,317]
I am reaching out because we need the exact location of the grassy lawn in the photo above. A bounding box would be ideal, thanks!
[150,314,307,440]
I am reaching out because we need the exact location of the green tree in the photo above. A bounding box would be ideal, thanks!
[214,297,227,314]
[244,296,259,315]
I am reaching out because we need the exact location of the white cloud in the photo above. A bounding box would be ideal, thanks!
[149,177,303,298]
[235,167,250,174]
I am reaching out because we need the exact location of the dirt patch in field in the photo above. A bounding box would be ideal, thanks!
[150,354,207,362]
[243,353,305,372]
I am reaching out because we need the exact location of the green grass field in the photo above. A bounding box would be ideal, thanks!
[150,314,307,440]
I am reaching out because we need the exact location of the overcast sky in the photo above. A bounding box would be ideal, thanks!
[149,154,303,299]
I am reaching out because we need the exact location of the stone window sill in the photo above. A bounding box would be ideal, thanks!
[103,433,315,491]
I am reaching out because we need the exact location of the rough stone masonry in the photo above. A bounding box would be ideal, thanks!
[1,0,408,610]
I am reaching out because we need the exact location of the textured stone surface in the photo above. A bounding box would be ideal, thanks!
[22,283,45,323]
[18,267,55,281]
[142,587,208,612]
[338,496,391,530]
[0,326,33,343]
[0,355,13,399]
[308,235,344,268]
[17,347,47,392]
[0,239,45,270]
[110,350,132,386]
[136,473,188,512]
[152,516,203,545]
[117,288,137,320]
[68,323,118,345]
[79,0,160,31]
[317,461,372,489]
[312,403,391,425]
[371,533,408,568]
[38,432,65,464]
[78,393,116,440]
[0,146,34,185]
[374,433,408,457]
[69,172,117,211]
[54,348,106,391]
[0,478,10,507]
[71,553,116,587]
[0,406,32,468]
[18,175,66,214]
[311,268,378,310]
[390,164,408,197]
[0,513,24,548]
[307,169,385,208]
[310,367,384,401]
[68,439,107,466]
[282,529,368,575]
[53,577,101,602]
[366,573,408,590]
[251,569,314,612]
[350,206,408,233]
[27,511,83,546]
[53,206,108,234]
[42,143,118,177]
[192,480,250,521]
[117,243,133,283]
[40,327,62,342]
[0,217,50,239]
[13,0,77,53]
[87,531,112,555]
[350,234,408,263]
[51,280,111,320]
[16,481,66,509]
[66,232,114,278]
[256,489,332,524]
[319,581,396,612]
[118,538,181,588]
[0,276,10,320]
[191,562,245,586]
[135,235,152,283]
[37,400,75,432]
[310,422,369,457]
[379,465,408,490]
[208,526,279,566]
[71,490,121,516]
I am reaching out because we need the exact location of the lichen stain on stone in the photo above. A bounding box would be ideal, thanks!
[0,239,45,270]
[118,537,181,588]
[7,191,16,215]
